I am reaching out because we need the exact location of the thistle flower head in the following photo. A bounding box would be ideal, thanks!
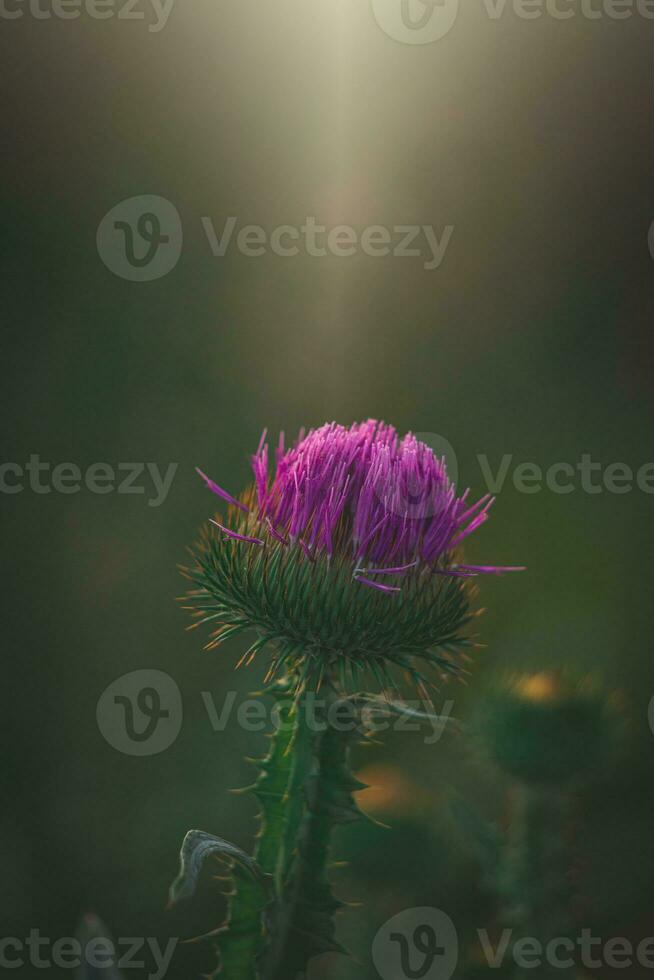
[183,421,522,694]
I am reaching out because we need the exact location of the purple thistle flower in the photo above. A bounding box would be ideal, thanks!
[210,420,519,584]
[183,421,523,694]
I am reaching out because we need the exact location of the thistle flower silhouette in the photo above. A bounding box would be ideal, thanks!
[182,420,522,696]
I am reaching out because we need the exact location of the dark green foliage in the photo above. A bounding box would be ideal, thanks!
[182,507,474,694]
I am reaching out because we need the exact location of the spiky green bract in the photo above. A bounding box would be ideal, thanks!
[264,688,366,980]
[183,502,475,696]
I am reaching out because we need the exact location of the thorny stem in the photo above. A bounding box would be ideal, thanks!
[263,684,364,980]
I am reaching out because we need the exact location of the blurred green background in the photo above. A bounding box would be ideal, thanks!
[3,2,654,977]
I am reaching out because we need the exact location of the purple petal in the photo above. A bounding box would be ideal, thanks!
[196,468,248,513]
[210,519,263,546]
[256,428,268,456]
[242,422,519,573]
[455,493,493,526]
[355,575,402,594]
[265,518,288,546]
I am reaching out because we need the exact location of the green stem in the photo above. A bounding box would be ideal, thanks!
[502,786,577,980]
[216,689,306,978]
[253,698,304,876]
[216,871,269,980]
[263,686,364,980]
[276,699,314,893]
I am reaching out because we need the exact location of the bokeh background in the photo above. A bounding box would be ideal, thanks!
[3,1,654,976]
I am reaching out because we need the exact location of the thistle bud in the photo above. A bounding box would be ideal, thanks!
[481,671,618,786]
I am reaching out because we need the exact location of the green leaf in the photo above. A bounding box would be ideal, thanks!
[168,830,272,979]
[168,829,268,907]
